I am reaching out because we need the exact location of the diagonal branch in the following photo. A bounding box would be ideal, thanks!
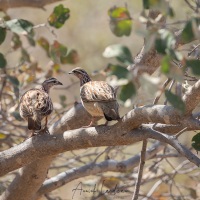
[0,104,184,177]
[0,112,200,179]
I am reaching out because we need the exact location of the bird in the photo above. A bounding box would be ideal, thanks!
[69,67,120,127]
[19,77,63,137]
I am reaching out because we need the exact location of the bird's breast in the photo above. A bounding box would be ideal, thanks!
[81,100,104,117]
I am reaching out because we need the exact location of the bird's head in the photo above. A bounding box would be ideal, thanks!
[42,77,63,93]
[69,67,91,86]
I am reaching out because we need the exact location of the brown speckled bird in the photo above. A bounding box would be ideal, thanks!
[19,77,63,137]
[69,67,120,127]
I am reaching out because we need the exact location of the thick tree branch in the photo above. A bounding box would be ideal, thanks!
[0,104,184,177]
[182,80,200,115]
[1,158,53,200]
[0,110,199,179]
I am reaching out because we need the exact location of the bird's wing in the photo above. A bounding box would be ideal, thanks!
[19,89,53,119]
[80,81,116,102]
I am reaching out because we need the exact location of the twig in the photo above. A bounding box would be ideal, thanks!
[142,159,191,200]
[153,78,172,105]
[142,179,162,200]
[164,79,175,105]
[165,158,186,200]
[174,127,188,139]
[184,0,197,11]
[132,140,147,200]
[188,43,200,57]
[93,147,113,163]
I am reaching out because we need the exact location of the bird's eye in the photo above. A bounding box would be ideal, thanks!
[53,81,56,83]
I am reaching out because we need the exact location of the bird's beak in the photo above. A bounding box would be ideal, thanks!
[68,70,74,74]
[57,81,63,85]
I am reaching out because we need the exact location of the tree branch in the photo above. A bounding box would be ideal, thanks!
[0,104,185,177]
[0,113,199,179]
[132,140,147,200]
[182,80,200,115]
[34,141,165,198]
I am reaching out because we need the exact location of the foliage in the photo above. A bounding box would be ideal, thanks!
[48,4,70,29]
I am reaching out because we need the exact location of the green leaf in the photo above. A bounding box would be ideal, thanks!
[119,81,136,102]
[165,90,185,113]
[7,75,20,86]
[11,111,23,121]
[161,55,170,73]
[155,29,176,55]
[0,53,7,68]
[11,33,22,50]
[27,35,35,46]
[0,27,6,45]
[6,19,34,35]
[108,6,132,37]
[143,0,150,9]
[192,132,200,152]
[21,48,30,63]
[52,63,60,73]
[48,4,70,29]
[7,75,20,98]
[105,64,129,79]
[103,44,133,65]
[142,0,174,16]
[60,49,79,64]
[186,59,200,75]
[181,18,200,43]
[161,56,184,82]
[49,40,67,62]
[59,95,67,108]
[37,37,50,57]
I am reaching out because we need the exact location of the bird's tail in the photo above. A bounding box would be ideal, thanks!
[104,109,120,121]
[28,117,41,130]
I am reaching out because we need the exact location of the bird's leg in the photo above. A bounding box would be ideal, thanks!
[23,130,35,141]
[82,117,95,128]
[43,116,50,134]
[30,130,36,137]
[45,116,48,129]
[104,120,109,126]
